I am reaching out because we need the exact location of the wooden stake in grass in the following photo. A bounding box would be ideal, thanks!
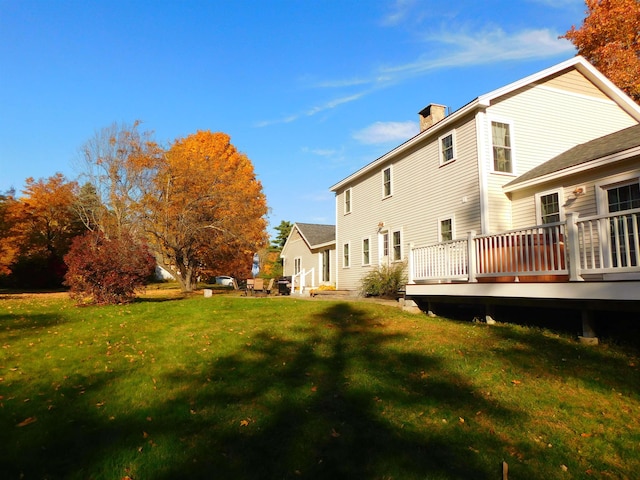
[502,461,508,479]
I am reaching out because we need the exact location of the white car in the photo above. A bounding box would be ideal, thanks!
[215,276,234,287]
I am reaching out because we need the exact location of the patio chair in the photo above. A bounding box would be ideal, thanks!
[245,278,255,296]
[253,278,264,293]
[266,278,275,295]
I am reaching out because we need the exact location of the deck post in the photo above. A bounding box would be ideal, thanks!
[408,242,415,284]
[467,231,477,283]
[565,213,583,282]
[485,303,496,324]
[579,309,599,345]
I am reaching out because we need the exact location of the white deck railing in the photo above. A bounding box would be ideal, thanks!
[409,210,640,283]
[292,268,316,292]
[575,208,640,275]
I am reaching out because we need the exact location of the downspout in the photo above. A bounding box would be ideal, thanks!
[334,191,339,290]
[475,111,489,234]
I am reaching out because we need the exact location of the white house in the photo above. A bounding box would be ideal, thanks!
[280,223,335,293]
[329,56,640,339]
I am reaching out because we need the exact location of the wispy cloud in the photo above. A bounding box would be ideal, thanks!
[302,147,340,157]
[257,23,575,127]
[353,121,419,145]
[255,93,366,127]
[302,190,334,203]
[381,0,417,26]
[367,28,574,80]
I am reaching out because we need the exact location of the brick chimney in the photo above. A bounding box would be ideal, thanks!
[418,104,447,132]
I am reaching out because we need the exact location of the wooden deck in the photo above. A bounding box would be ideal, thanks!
[405,210,640,337]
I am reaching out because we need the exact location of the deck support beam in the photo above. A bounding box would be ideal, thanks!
[579,309,599,345]
[485,303,496,324]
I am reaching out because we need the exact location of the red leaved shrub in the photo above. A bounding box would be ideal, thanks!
[64,231,156,304]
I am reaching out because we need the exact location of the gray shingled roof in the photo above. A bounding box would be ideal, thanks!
[295,223,335,247]
[506,124,640,188]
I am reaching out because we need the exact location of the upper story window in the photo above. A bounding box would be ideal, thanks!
[439,131,456,165]
[382,167,392,198]
[344,188,352,214]
[491,121,513,173]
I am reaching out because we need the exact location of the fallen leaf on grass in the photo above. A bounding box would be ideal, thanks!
[581,433,593,437]
[16,417,37,427]
[330,428,340,438]
[240,419,250,427]
[511,380,522,386]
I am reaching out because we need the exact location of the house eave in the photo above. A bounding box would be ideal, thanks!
[503,146,640,193]
[311,240,336,250]
[329,56,640,193]
[330,99,482,192]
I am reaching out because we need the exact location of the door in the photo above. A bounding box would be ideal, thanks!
[379,231,389,266]
[322,249,330,282]
[607,182,640,267]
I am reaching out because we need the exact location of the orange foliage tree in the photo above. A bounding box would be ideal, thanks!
[142,131,268,291]
[1,174,84,287]
[562,0,640,103]
[0,190,20,276]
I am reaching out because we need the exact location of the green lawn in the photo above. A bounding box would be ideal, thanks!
[1,291,639,479]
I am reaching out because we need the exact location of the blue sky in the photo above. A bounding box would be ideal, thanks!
[0,0,584,236]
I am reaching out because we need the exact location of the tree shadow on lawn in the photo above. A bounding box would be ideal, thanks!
[487,323,640,395]
[3,302,556,479]
[155,303,527,479]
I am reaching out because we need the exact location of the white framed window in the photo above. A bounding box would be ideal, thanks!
[535,189,563,224]
[596,174,640,268]
[491,120,514,173]
[343,242,350,268]
[382,166,392,198]
[294,257,301,275]
[438,216,454,242]
[392,230,402,261]
[362,237,371,265]
[439,130,456,165]
[344,188,352,214]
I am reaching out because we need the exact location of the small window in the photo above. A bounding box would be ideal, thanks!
[343,243,350,267]
[392,230,402,261]
[540,193,560,224]
[440,132,456,164]
[382,167,392,198]
[535,189,563,225]
[491,121,513,173]
[362,238,370,265]
[382,232,389,258]
[294,257,301,275]
[344,188,352,214]
[439,218,453,242]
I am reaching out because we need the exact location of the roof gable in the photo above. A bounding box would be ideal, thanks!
[293,223,336,249]
[330,56,640,192]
